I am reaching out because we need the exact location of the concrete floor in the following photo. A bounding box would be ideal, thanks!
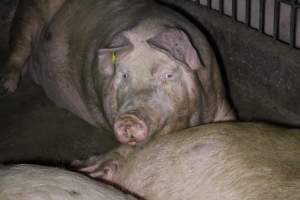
[0,1,118,165]
[0,76,118,165]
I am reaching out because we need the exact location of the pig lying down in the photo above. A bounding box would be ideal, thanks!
[0,0,235,139]
[2,123,300,200]
[0,0,235,178]
[0,164,139,200]
[95,122,300,200]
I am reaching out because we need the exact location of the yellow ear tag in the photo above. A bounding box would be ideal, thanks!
[112,52,117,65]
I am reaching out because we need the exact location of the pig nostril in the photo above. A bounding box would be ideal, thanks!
[114,115,148,145]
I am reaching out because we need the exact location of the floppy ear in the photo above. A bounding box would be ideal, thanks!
[147,28,236,122]
[147,28,205,71]
[98,34,132,76]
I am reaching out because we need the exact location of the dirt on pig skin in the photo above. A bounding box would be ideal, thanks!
[111,122,300,200]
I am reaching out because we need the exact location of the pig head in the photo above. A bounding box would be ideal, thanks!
[94,23,235,146]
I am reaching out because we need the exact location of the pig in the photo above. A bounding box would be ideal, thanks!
[0,0,235,178]
[0,164,140,200]
[77,122,300,200]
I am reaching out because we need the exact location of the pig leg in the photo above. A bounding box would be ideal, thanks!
[72,145,134,182]
[0,1,43,96]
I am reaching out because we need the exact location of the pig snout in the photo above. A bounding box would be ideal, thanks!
[114,114,149,146]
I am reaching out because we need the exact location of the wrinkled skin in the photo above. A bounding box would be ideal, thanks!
[0,164,140,200]
[109,123,300,200]
[1,0,235,179]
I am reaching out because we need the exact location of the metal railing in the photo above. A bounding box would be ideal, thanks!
[188,0,300,49]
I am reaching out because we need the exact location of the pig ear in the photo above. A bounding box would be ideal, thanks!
[147,28,205,70]
[98,34,132,76]
[148,27,236,122]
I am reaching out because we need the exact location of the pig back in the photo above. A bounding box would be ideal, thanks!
[0,164,139,200]
[116,122,300,200]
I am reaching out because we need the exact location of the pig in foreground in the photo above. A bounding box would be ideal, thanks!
[1,0,235,177]
[0,164,139,200]
[99,123,299,200]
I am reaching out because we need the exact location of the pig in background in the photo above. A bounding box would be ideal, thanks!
[0,0,235,178]
[0,164,140,200]
[97,122,299,200]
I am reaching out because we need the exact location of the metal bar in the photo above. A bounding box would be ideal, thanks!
[191,0,199,5]
[246,0,251,26]
[232,0,237,20]
[279,0,296,4]
[259,0,266,32]
[273,0,280,39]
[219,0,224,14]
[190,0,299,50]
[290,0,297,47]
[192,0,199,5]
[207,0,212,8]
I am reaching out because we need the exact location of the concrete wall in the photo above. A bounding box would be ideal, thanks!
[160,0,300,127]
[195,0,300,47]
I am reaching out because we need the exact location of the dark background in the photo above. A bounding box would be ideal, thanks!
[0,0,299,164]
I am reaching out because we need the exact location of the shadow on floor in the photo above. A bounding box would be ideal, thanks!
[0,75,118,165]
[0,0,118,166]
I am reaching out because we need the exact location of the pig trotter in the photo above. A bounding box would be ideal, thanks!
[0,72,20,97]
[72,153,122,182]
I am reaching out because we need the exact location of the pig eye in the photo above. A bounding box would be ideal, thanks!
[166,73,173,79]
[162,71,174,80]
[122,73,128,79]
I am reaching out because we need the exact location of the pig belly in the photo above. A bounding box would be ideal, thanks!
[29,63,96,126]
[28,38,97,126]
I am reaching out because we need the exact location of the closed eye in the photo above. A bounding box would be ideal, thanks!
[165,73,173,79]
[123,73,128,79]
[161,71,175,81]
